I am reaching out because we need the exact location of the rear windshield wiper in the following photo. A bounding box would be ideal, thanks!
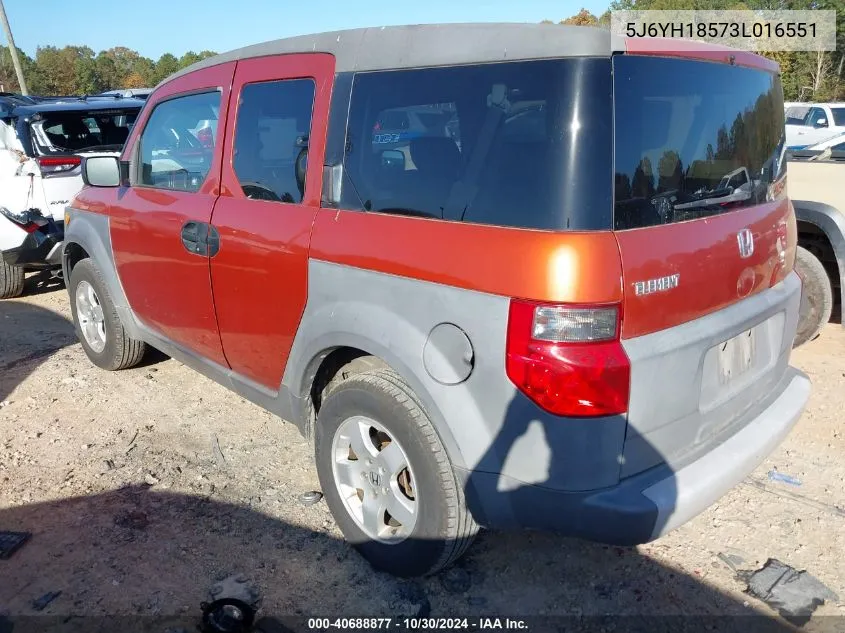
[673,190,749,211]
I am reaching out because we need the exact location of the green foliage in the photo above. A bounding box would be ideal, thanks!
[561,9,600,25]
[0,44,218,96]
[547,3,844,102]
[0,46,35,92]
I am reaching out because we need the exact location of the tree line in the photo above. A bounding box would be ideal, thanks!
[545,0,844,102]
[0,45,217,95]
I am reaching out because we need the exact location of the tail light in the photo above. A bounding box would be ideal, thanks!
[37,156,81,176]
[505,300,631,417]
[0,207,45,233]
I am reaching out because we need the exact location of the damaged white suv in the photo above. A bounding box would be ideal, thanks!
[0,93,143,298]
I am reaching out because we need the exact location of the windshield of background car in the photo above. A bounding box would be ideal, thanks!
[30,108,141,155]
[785,105,809,125]
[613,55,786,230]
[341,58,613,231]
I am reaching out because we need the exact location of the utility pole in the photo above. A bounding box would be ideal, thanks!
[0,0,27,95]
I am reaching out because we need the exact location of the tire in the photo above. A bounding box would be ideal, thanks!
[0,260,25,299]
[315,367,477,577]
[794,245,833,348]
[69,258,146,370]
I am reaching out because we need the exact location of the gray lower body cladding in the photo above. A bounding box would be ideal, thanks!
[63,214,809,543]
[282,260,628,493]
[621,271,803,477]
[285,262,807,542]
[459,366,808,543]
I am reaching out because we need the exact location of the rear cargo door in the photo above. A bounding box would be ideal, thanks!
[612,54,796,476]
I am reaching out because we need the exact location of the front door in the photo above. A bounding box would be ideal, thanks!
[209,54,335,389]
[796,107,834,147]
[110,63,236,366]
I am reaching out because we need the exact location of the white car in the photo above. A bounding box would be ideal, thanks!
[785,102,845,150]
[0,94,143,298]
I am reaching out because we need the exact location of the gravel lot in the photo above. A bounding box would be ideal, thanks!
[1,278,843,628]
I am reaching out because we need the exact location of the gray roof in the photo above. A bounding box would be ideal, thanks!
[161,23,624,88]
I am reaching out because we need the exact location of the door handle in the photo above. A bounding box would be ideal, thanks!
[181,221,205,256]
[180,221,220,258]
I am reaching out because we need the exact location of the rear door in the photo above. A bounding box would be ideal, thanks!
[209,54,334,389]
[110,64,235,366]
[612,53,796,475]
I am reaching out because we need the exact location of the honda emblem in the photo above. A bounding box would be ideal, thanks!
[737,228,754,259]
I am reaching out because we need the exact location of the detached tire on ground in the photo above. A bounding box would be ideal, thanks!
[794,245,833,348]
[68,258,146,370]
[315,367,477,577]
[0,260,25,299]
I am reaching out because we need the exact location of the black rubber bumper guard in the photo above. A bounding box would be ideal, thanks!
[2,220,64,269]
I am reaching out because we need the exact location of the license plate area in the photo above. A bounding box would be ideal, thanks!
[717,328,756,386]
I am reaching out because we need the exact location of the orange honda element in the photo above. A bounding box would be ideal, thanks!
[63,24,809,577]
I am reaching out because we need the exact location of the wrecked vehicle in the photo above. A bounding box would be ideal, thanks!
[0,93,143,298]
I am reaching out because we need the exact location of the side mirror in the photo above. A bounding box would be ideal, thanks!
[814,118,828,128]
[381,149,406,171]
[82,156,121,187]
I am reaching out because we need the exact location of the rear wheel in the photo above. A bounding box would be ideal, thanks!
[0,260,25,299]
[794,245,833,348]
[69,259,146,370]
[315,367,477,577]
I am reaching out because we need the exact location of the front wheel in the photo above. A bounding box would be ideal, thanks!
[794,246,833,348]
[69,259,146,370]
[315,368,476,577]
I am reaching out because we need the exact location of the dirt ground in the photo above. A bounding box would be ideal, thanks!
[1,277,844,628]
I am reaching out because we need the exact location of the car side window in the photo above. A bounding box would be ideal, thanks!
[139,91,220,192]
[808,107,828,127]
[340,59,614,231]
[233,79,316,204]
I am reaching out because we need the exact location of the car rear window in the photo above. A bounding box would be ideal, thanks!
[613,56,786,230]
[341,58,613,231]
[831,108,845,126]
[30,108,140,155]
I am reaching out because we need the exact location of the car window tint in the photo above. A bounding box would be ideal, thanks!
[785,106,809,125]
[233,79,315,204]
[830,108,845,127]
[139,91,220,192]
[371,103,457,150]
[613,55,785,229]
[786,106,808,119]
[31,109,139,154]
[808,107,828,126]
[341,58,613,231]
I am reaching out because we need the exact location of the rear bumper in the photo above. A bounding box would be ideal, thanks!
[461,366,809,544]
[1,224,64,270]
